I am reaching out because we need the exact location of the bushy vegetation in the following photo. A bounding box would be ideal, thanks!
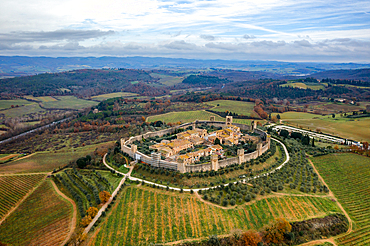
[0,69,156,97]
[174,214,347,246]
[53,168,120,218]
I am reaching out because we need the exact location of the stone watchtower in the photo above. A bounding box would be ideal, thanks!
[257,142,263,156]
[150,152,161,167]
[226,116,233,126]
[211,154,219,171]
[266,134,271,148]
[237,148,244,165]
[251,121,257,132]
[131,144,137,155]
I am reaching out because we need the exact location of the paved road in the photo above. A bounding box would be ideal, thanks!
[0,117,72,145]
[268,124,359,145]
[83,160,134,235]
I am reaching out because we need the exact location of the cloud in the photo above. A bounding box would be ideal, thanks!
[172,31,182,37]
[294,40,312,47]
[200,34,215,41]
[162,40,198,50]
[0,29,115,44]
[243,34,256,39]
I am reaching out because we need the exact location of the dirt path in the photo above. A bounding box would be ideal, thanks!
[13,152,37,161]
[50,179,77,246]
[0,174,46,225]
[194,191,237,210]
[299,238,337,246]
[0,172,49,176]
[308,159,353,233]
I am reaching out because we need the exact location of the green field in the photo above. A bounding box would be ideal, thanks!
[147,110,224,123]
[0,180,73,246]
[89,185,340,245]
[150,73,184,86]
[280,82,326,90]
[281,82,308,89]
[24,96,58,102]
[91,92,138,101]
[1,102,45,118]
[0,174,45,220]
[311,154,370,245]
[41,96,98,110]
[0,99,34,110]
[274,112,370,142]
[0,143,109,174]
[205,100,255,116]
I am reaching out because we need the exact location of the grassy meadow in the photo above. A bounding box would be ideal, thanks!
[205,100,255,116]
[273,111,370,142]
[147,110,224,123]
[1,102,45,118]
[41,96,97,110]
[0,99,34,110]
[150,73,184,86]
[91,92,138,101]
[280,82,326,90]
[0,142,113,174]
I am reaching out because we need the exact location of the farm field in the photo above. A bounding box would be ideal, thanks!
[0,99,34,110]
[91,92,138,101]
[0,142,110,174]
[0,174,45,220]
[311,153,370,245]
[147,110,224,123]
[281,82,308,89]
[273,111,370,142]
[24,96,58,102]
[280,82,326,90]
[88,185,340,246]
[150,73,184,86]
[0,180,73,246]
[41,96,98,110]
[1,102,45,118]
[0,154,22,163]
[205,100,255,116]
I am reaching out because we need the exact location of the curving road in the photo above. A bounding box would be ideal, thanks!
[102,138,290,192]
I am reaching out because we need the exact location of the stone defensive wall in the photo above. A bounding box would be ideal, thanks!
[121,119,270,173]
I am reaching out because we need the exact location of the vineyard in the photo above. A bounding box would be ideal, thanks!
[0,180,73,246]
[311,153,370,245]
[0,174,45,220]
[88,185,340,246]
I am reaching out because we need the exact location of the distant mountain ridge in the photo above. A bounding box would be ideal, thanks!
[309,68,370,81]
[0,56,369,78]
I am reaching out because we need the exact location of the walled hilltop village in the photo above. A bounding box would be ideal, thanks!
[121,116,270,173]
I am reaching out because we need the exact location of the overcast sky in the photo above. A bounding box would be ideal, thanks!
[0,0,369,62]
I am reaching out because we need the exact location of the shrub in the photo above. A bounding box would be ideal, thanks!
[230,199,236,206]
[241,230,262,246]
